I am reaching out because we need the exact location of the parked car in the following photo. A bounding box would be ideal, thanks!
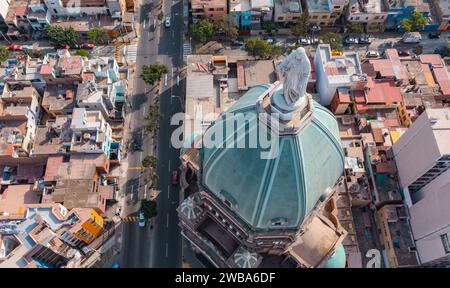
[358,35,372,44]
[402,32,421,43]
[344,36,359,45]
[309,24,321,32]
[310,37,320,45]
[171,169,179,186]
[428,32,441,39]
[231,38,244,46]
[80,43,95,49]
[138,211,146,228]
[266,38,274,45]
[366,50,380,58]
[298,37,311,45]
[132,140,141,151]
[164,16,171,28]
[398,50,411,57]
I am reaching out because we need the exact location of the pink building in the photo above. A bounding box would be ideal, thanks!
[191,0,228,23]
[392,108,450,266]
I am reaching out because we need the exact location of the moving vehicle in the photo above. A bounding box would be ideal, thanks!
[428,32,441,39]
[138,211,146,228]
[171,169,179,186]
[132,140,141,151]
[164,16,171,28]
[366,50,380,58]
[402,32,421,43]
[80,43,95,49]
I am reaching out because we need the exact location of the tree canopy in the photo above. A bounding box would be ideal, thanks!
[88,27,109,45]
[44,25,79,45]
[263,22,279,37]
[400,12,427,32]
[215,15,239,40]
[141,200,157,219]
[144,104,163,133]
[244,37,283,59]
[140,63,168,86]
[349,23,365,33]
[190,19,215,44]
[0,45,10,62]
[142,155,158,169]
[75,49,90,57]
[291,11,309,37]
[320,32,343,51]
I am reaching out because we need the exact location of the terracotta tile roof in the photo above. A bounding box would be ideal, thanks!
[365,78,402,104]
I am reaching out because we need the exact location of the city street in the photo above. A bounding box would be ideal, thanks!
[118,0,184,268]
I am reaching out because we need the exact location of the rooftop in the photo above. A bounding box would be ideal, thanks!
[41,85,76,113]
[33,116,73,155]
[0,185,41,220]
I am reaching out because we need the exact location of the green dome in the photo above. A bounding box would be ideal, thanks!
[200,85,344,230]
[323,243,346,268]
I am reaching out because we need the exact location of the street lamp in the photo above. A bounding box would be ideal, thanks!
[171,95,184,109]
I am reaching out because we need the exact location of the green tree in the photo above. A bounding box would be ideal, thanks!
[244,37,272,58]
[142,155,158,169]
[0,45,10,62]
[44,25,78,45]
[269,45,283,59]
[321,32,343,51]
[349,23,365,33]
[263,22,279,37]
[158,11,164,21]
[291,11,309,37]
[413,44,423,55]
[215,15,239,40]
[23,49,45,59]
[190,19,215,44]
[140,63,168,86]
[75,49,90,57]
[400,12,427,32]
[141,200,157,219]
[144,104,163,133]
[88,27,109,45]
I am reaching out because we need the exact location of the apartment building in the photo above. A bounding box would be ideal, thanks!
[274,0,303,25]
[191,0,228,23]
[392,108,450,266]
[431,0,450,31]
[304,0,348,27]
[229,0,252,30]
[347,0,388,32]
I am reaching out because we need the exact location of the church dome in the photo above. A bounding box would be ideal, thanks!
[200,84,344,230]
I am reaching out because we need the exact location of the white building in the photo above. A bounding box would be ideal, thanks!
[392,108,450,266]
[43,0,109,17]
[314,44,367,106]
[347,0,387,32]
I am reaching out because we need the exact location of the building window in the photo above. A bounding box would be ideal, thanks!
[334,6,340,9]
[53,9,57,14]
[217,8,224,11]
[355,17,360,20]
[278,17,283,20]
[312,15,318,19]
[322,15,328,19]
[209,8,214,11]
[441,234,450,254]
[374,16,379,20]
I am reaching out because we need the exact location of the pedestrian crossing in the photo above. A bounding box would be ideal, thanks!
[122,216,139,222]
[183,42,192,62]
[124,44,138,63]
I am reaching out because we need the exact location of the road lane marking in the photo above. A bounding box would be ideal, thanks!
[140,151,143,162]
[144,184,148,199]
[177,75,179,86]
[153,19,156,27]
[168,160,171,171]
[165,243,169,257]
[164,74,168,86]
[166,214,169,228]
[168,186,170,199]
[128,166,145,170]
[143,19,146,28]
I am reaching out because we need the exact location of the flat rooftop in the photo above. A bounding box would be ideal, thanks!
[41,86,76,113]
[0,185,41,220]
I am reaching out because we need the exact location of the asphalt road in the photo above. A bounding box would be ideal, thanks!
[119,0,184,268]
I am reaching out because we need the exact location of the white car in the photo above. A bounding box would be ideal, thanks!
[366,50,380,58]
[298,37,311,45]
[164,16,171,28]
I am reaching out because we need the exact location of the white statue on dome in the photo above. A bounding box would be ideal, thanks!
[276,47,311,106]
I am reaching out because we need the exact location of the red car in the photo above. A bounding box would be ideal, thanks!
[81,43,95,49]
[398,50,411,57]
[171,170,179,186]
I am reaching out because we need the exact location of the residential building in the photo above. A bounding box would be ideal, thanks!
[250,0,274,29]
[0,0,11,32]
[70,108,112,156]
[44,0,109,17]
[106,0,127,19]
[0,81,42,161]
[4,0,32,40]
[383,0,439,31]
[347,0,388,32]
[273,0,302,25]
[27,0,52,31]
[190,0,228,23]
[304,0,347,27]
[229,0,252,30]
[40,50,86,85]
[33,116,73,156]
[314,44,367,106]
[392,108,450,266]
[41,85,76,117]
[431,0,450,31]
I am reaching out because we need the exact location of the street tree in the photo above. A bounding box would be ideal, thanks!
[190,19,215,44]
[44,25,79,45]
[400,12,427,32]
[75,49,90,57]
[158,11,164,21]
[140,63,168,86]
[349,23,365,33]
[145,104,163,133]
[141,200,157,219]
[291,11,309,37]
[215,15,239,41]
[23,49,45,59]
[263,22,279,37]
[88,27,109,45]
[321,32,343,51]
[268,45,283,59]
[142,155,158,169]
[413,44,423,55]
[0,45,10,62]
[244,37,272,58]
